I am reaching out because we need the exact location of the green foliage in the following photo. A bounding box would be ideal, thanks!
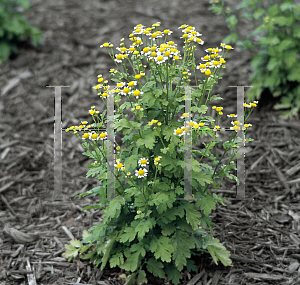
[61,22,259,284]
[209,0,300,120]
[0,0,43,65]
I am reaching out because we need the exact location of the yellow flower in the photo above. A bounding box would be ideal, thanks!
[215,107,223,112]
[205,69,211,76]
[133,90,140,97]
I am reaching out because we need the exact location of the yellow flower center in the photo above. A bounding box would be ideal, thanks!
[205,69,211,76]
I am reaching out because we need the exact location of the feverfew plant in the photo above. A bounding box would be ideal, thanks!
[209,0,300,120]
[62,23,257,285]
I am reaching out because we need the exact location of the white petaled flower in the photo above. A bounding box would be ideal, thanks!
[211,47,222,54]
[173,127,186,137]
[127,81,137,87]
[115,54,124,63]
[120,87,131,96]
[227,114,237,118]
[133,36,143,45]
[116,82,126,88]
[99,132,107,140]
[133,28,145,35]
[115,162,125,171]
[82,133,92,140]
[135,168,148,178]
[186,120,197,129]
[155,55,168,65]
[163,29,173,35]
[201,55,211,61]
[90,133,100,141]
[138,158,149,167]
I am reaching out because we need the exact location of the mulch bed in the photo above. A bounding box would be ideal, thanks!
[0,0,300,284]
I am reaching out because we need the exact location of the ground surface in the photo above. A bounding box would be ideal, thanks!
[0,0,300,284]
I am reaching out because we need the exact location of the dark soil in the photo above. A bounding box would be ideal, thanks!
[0,0,300,284]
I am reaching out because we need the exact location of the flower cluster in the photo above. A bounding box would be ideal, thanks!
[67,22,258,183]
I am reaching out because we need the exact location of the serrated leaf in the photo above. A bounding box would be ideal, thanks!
[146,257,165,278]
[62,244,79,261]
[192,170,213,187]
[170,229,194,271]
[82,230,92,241]
[165,263,182,285]
[186,259,197,273]
[135,219,155,239]
[109,252,124,268]
[119,226,137,243]
[120,251,141,272]
[205,237,232,266]
[136,136,155,149]
[196,195,216,216]
[103,198,126,222]
[160,205,183,223]
[70,239,82,248]
[184,202,201,230]
[161,222,176,236]
[137,269,148,284]
[150,236,172,262]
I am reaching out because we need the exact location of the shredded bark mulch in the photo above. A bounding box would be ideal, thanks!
[0,0,299,284]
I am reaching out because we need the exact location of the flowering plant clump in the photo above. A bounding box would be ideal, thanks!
[62,23,257,285]
[209,0,300,120]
